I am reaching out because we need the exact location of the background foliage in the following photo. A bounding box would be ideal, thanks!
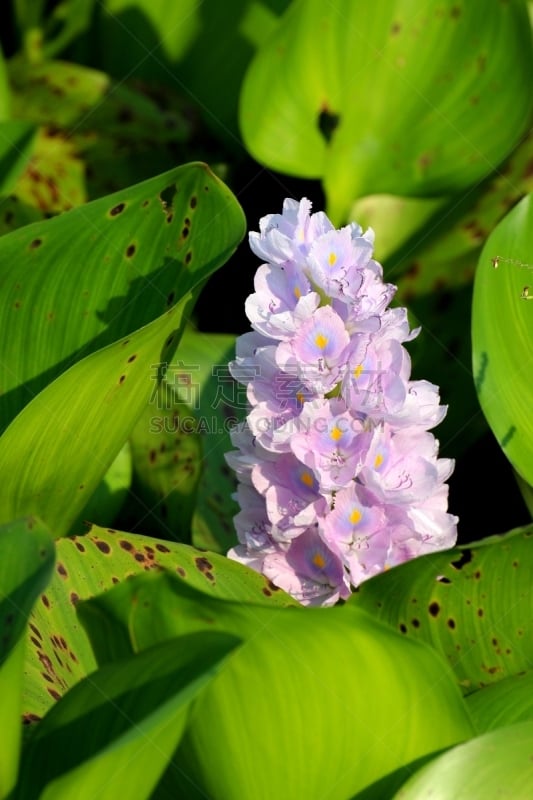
[0,1,531,798]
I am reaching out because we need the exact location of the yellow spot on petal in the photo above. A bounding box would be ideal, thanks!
[312,552,326,569]
[374,453,384,469]
[296,391,305,406]
[328,251,337,267]
[315,333,329,350]
[353,364,363,379]
[330,425,343,442]
[294,285,302,299]
[300,470,314,488]
[349,508,362,525]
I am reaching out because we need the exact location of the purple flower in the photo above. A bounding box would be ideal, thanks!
[289,398,369,491]
[276,305,351,394]
[226,198,458,605]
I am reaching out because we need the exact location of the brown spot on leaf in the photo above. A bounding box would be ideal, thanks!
[156,543,170,553]
[185,251,192,265]
[75,541,85,552]
[95,540,111,554]
[195,556,214,574]
[120,539,133,551]
[429,601,440,617]
[30,238,42,249]
[119,374,126,384]
[70,592,79,606]
[399,623,408,634]
[48,688,61,701]
[38,652,55,675]
[41,595,50,609]
[29,623,42,640]
[110,202,126,216]
[176,566,186,578]
[134,552,146,563]
[126,244,136,257]
[56,562,67,578]
[447,618,456,630]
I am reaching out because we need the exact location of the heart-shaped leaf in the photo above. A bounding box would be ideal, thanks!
[240,0,533,222]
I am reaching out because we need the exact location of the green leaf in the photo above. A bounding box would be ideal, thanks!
[171,329,242,551]
[78,568,296,666]
[9,58,191,208]
[472,191,533,486]
[405,284,487,458]
[466,671,533,735]
[393,721,533,799]
[352,523,533,694]
[14,0,95,61]
[164,0,290,145]
[18,632,240,800]
[41,0,97,60]
[81,570,473,800]
[0,120,37,195]
[0,516,54,796]
[357,129,533,296]
[123,393,204,544]
[90,0,202,83]
[0,164,245,534]
[123,327,241,550]
[240,0,533,222]
[23,526,294,720]
[0,162,242,430]
[0,195,43,237]
[69,443,132,534]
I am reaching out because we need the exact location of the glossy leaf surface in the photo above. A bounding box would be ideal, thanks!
[23,526,294,720]
[80,570,474,800]
[352,524,533,694]
[472,192,533,486]
[18,632,239,800]
[240,0,533,222]
[394,721,533,799]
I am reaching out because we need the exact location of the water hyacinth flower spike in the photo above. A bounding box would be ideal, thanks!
[226,198,458,606]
